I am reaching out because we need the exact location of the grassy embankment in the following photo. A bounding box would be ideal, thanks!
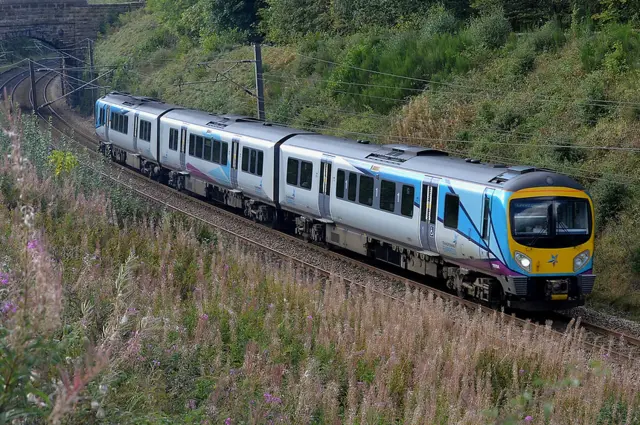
[1,102,639,425]
[93,7,640,317]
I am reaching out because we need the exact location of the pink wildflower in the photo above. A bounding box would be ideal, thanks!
[525,416,533,422]
[224,418,232,425]
[27,239,38,250]
[0,272,8,285]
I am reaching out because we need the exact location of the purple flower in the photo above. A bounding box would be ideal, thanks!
[0,272,9,285]
[519,369,525,375]
[525,416,533,422]
[268,303,275,309]
[1,301,17,315]
[200,313,208,321]
[187,399,196,410]
[127,307,138,315]
[264,393,282,404]
[151,360,160,367]
[224,418,232,425]
[224,264,229,271]
[307,315,313,320]
[27,240,38,250]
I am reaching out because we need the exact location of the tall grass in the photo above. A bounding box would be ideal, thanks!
[1,102,639,424]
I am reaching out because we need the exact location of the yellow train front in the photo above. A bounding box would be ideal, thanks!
[494,179,595,311]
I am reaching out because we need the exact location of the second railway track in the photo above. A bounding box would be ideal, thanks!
[10,66,640,364]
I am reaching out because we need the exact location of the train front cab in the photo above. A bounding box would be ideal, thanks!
[503,186,595,310]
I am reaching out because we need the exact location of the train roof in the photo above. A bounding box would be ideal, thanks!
[98,93,585,191]
[285,134,584,191]
[164,109,302,143]
[100,92,178,116]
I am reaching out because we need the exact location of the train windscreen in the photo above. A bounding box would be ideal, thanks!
[510,197,591,248]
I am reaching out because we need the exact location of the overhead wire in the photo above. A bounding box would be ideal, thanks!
[264,45,640,108]
[263,110,638,185]
[263,83,640,153]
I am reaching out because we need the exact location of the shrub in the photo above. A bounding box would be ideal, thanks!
[466,6,512,49]
[528,21,567,53]
[579,70,610,124]
[579,23,640,72]
[591,179,628,229]
[421,4,459,37]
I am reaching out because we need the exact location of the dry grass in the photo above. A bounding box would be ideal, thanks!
[1,106,639,424]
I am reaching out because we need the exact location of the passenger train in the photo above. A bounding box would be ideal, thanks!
[95,92,596,311]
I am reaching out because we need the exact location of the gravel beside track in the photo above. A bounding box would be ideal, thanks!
[10,70,639,363]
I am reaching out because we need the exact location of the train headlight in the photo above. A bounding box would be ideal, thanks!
[573,250,590,272]
[515,251,532,272]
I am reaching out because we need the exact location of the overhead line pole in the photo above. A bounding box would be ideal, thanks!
[88,39,96,118]
[253,43,265,121]
[29,59,37,111]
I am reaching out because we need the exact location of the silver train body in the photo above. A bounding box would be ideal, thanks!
[95,93,597,311]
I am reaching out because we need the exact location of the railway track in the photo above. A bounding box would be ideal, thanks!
[8,65,640,364]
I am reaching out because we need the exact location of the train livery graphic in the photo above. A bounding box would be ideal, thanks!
[95,92,596,311]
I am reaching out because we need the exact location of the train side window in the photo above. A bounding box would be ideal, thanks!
[359,175,374,206]
[241,147,249,171]
[401,185,414,217]
[213,140,221,163]
[482,195,490,239]
[204,138,212,161]
[195,136,203,158]
[123,115,128,134]
[169,128,179,151]
[287,158,299,185]
[430,187,438,224]
[110,112,115,130]
[347,173,357,202]
[99,108,105,126]
[221,142,228,166]
[300,161,313,189]
[444,194,460,229]
[257,151,263,176]
[381,180,395,212]
[139,120,151,142]
[336,170,345,199]
[188,134,195,156]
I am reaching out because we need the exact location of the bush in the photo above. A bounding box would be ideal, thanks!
[528,21,567,53]
[580,23,640,72]
[580,70,610,124]
[421,4,459,37]
[591,179,628,230]
[466,7,512,49]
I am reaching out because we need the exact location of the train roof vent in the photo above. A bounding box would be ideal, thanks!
[206,118,230,129]
[382,144,449,157]
[507,165,536,174]
[357,139,370,144]
[122,101,135,106]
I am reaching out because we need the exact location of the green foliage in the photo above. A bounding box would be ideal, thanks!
[0,329,57,424]
[580,24,640,72]
[421,4,460,37]
[580,70,610,123]
[260,0,332,43]
[591,179,628,229]
[466,6,512,49]
[48,150,79,177]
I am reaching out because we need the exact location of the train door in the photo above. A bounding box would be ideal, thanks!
[230,138,239,188]
[420,178,439,253]
[318,156,333,218]
[133,113,139,152]
[480,188,494,259]
[105,106,110,140]
[179,127,187,169]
